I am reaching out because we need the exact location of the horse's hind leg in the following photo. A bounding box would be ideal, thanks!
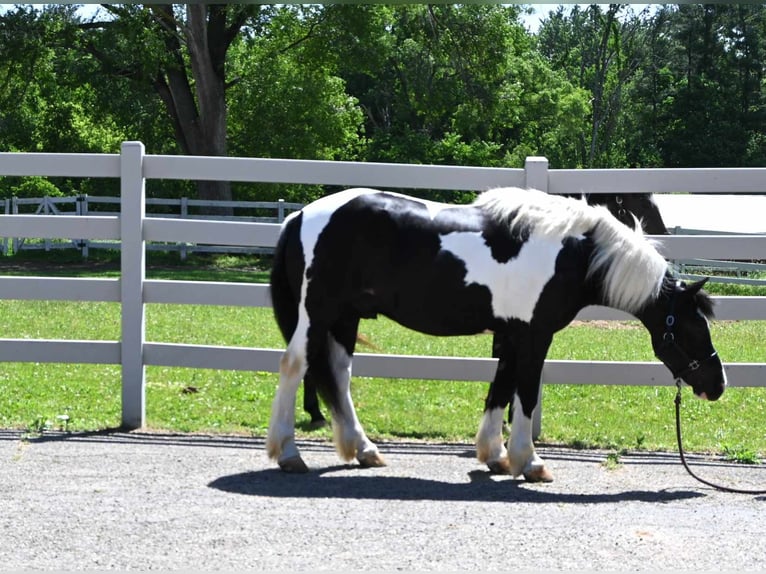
[266,319,310,473]
[327,319,385,468]
[302,373,327,429]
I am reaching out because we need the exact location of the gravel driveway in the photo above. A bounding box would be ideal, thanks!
[1,429,765,570]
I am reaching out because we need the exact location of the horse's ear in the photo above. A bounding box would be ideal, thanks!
[686,277,709,294]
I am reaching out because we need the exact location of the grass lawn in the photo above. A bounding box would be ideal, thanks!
[0,251,764,459]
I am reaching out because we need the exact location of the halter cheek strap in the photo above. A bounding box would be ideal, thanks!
[612,195,631,226]
[654,282,718,383]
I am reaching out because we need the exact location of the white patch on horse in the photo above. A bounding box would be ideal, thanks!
[368,189,450,219]
[417,198,452,219]
[476,406,507,464]
[507,394,544,477]
[299,188,375,273]
[475,187,668,315]
[294,188,377,338]
[439,230,562,323]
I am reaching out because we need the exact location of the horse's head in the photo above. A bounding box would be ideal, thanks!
[641,277,726,400]
[587,193,670,235]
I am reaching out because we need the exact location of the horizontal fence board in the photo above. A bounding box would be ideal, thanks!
[0,277,120,302]
[143,218,281,247]
[544,360,764,388]
[0,275,759,321]
[143,284,763,321]
[677,259,766,272]
[681,273,766,287]
[0,215,121,240]
[577,298,766,321]
[0,339,120,364]
[700,296,766,321]
[0,152,119,178]
[352,352,497,381]
[143,155,526,191]
[543,360,674,386]
[144,343,283,371]
[574,306,635,321]
[142,343,762,388]
[651,234,766,260]
[144,280,269,307]
[549,168,766,195]
[6,217,765,261]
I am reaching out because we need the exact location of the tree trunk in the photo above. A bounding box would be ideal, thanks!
[151,5,232,214]
[185,5,231,214]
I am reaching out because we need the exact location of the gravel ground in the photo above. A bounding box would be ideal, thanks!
[1,429,765,571]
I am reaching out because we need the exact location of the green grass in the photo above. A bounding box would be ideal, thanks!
[0,297,764,457]
[0,252,764,457]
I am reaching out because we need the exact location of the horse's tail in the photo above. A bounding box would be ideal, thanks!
[270,213,303,344]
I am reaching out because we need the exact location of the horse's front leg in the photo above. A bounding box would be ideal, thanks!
[476,347,516,474]
[507,394,551,482]
[490,332,515,426]
[506,336,553,483]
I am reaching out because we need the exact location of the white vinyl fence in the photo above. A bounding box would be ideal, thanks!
[0,141,765,432]
[1,195,302,258]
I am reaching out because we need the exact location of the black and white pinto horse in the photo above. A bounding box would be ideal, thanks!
[576,192,669,236]
[266,187,725,481]
[300,191,670,427]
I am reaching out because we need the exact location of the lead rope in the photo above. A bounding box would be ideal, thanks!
[674,380,766,494]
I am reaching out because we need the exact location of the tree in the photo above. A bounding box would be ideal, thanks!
[656,4,763,167]
[79,4,264,206]
[0,5,127,198]
[225,5,365,202]
[537,4,653,168]
[227,7,363,162]
[313,4,589,177]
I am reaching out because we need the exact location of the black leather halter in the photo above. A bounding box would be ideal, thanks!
[654,282,718,384]
[612,195,630,225]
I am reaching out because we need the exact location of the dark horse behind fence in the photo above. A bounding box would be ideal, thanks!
[301,191,670,428]
[266,187,725,482]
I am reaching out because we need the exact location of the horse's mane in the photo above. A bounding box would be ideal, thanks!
[474,187,668,313]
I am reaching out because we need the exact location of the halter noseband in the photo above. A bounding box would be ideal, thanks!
[654,281,718,383]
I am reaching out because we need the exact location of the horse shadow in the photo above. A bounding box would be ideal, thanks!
[208,466,705,504]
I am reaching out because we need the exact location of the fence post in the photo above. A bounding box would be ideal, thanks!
[524,156,549,192]
[120,141,146,430]
[43,197,52,252]
[180,196,188,261]
[524,156,549,440]
[11,197,19,254]
[1,199,7,255]
[77,194,89,259]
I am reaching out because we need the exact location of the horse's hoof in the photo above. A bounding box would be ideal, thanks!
[523,466,554,483]
[357,451,386,468]
[278,456,309,473]
[487,458,512,474]
[307,418,328,430]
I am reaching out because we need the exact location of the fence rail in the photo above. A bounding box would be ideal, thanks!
[1,195,301,258]
[0,143,764,433]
